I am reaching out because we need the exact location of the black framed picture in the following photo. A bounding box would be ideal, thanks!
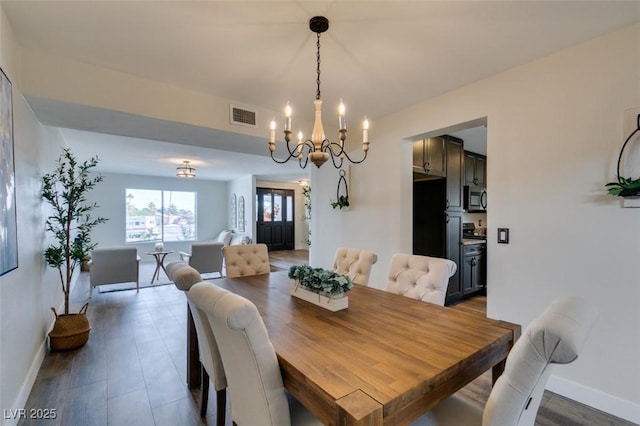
[0,67,17,276]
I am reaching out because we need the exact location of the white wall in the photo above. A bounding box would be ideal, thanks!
[228,175,255,240]
[0,6,67,421]
[86,172,228,264]
[313,23,640,422]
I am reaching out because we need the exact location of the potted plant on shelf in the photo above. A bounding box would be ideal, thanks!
[42,148,107,351]
[288,265,353,311]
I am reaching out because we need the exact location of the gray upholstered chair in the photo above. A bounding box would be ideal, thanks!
[332,247,378,286]
[179,242,224,278]
[411,296,598,426]
[89,247,140,297]
[165,261,227,425]
[386,253,457,305]
[222,243,270,278]
[187,282,322,426]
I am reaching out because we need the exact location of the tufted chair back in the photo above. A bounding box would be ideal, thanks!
[414,296,597,426]
[188,282,322,425]
[386,253,457,306]
[165,261,227,423]
[332,247,378,286]
[222,243,270,278]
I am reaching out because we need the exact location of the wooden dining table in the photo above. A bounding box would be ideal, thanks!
[185,270,520,425]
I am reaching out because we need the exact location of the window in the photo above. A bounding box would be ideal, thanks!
[125,189,196,243]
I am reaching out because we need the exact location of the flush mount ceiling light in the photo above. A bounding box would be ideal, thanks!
[176,160,196,178]
[268,16,370,169]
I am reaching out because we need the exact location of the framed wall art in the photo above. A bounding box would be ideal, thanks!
[231,193,237,229]
[0,67,17,276]
[237,196,245,233]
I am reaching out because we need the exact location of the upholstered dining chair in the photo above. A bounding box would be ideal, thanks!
[386,253,457,305]
[165,261,227,425]
[179,242,224,278]
[187,282,322,426]
[411,296,598,426]
[89,247,141,297]
[332,247,378,286]
[222,243,270,278]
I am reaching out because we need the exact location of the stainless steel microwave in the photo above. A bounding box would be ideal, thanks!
[464,185,487,212]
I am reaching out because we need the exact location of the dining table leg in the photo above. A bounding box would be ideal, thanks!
[492,320,522,385]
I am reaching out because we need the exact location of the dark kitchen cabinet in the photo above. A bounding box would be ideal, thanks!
[462,243,486,295]
[446,137,464,211]
[412,137,446,177]
[464,151,486,187]
[445,212,463,304]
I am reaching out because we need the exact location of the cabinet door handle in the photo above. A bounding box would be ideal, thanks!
[445,213,449,223]
[423,162,430,173]
[471,257,477,266]
[473,177,479,185]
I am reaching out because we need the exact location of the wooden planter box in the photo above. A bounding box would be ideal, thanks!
[290,284,348,312]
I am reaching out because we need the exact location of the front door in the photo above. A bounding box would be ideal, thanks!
[256,188,294,251]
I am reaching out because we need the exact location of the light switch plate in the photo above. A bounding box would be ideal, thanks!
[497,228,510,244]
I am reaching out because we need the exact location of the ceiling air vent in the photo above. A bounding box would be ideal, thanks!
[230,104,257,127]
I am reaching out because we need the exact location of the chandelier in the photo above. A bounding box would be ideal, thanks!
[268,16,370,169]
[176,160,196,178]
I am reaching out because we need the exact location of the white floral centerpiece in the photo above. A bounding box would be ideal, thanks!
[288,265,352,311]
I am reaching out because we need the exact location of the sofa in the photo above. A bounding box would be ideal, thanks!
[214,230,252,246]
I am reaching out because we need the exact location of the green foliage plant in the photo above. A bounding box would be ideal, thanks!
[330,195,349,209]
[42,148,107,314]
[301,184,311,246]
[288,265,353,297]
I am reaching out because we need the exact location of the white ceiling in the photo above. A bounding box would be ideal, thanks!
[4,1,638,180]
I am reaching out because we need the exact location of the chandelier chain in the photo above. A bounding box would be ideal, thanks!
[316,32,321,100]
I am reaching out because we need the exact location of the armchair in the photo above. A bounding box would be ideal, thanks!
[179,242,224,278]
[89,247,140,296]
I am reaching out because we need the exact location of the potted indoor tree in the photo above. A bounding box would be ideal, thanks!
[42,148,107,351]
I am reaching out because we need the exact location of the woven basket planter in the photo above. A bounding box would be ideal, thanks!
[48,303,91,351]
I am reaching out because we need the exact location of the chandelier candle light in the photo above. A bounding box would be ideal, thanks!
[268,16,370,169]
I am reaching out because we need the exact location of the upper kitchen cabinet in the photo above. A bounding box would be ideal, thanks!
[464,151,487,187]
[413,137,446,177]
[445,136,464,211]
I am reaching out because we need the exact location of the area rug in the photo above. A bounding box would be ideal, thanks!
[97,265,285,293]
[97,272,223,293]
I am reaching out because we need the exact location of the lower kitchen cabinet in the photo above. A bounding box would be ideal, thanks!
[462,243,486,295]
[445,212,463,304]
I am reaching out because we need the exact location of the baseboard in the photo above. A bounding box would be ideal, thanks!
[3,340,47,426]
[547,375,640,424]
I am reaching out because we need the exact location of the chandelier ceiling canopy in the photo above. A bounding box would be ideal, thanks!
[268,16,370,169]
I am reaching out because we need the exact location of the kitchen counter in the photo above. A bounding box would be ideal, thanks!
[462,238,487,245]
